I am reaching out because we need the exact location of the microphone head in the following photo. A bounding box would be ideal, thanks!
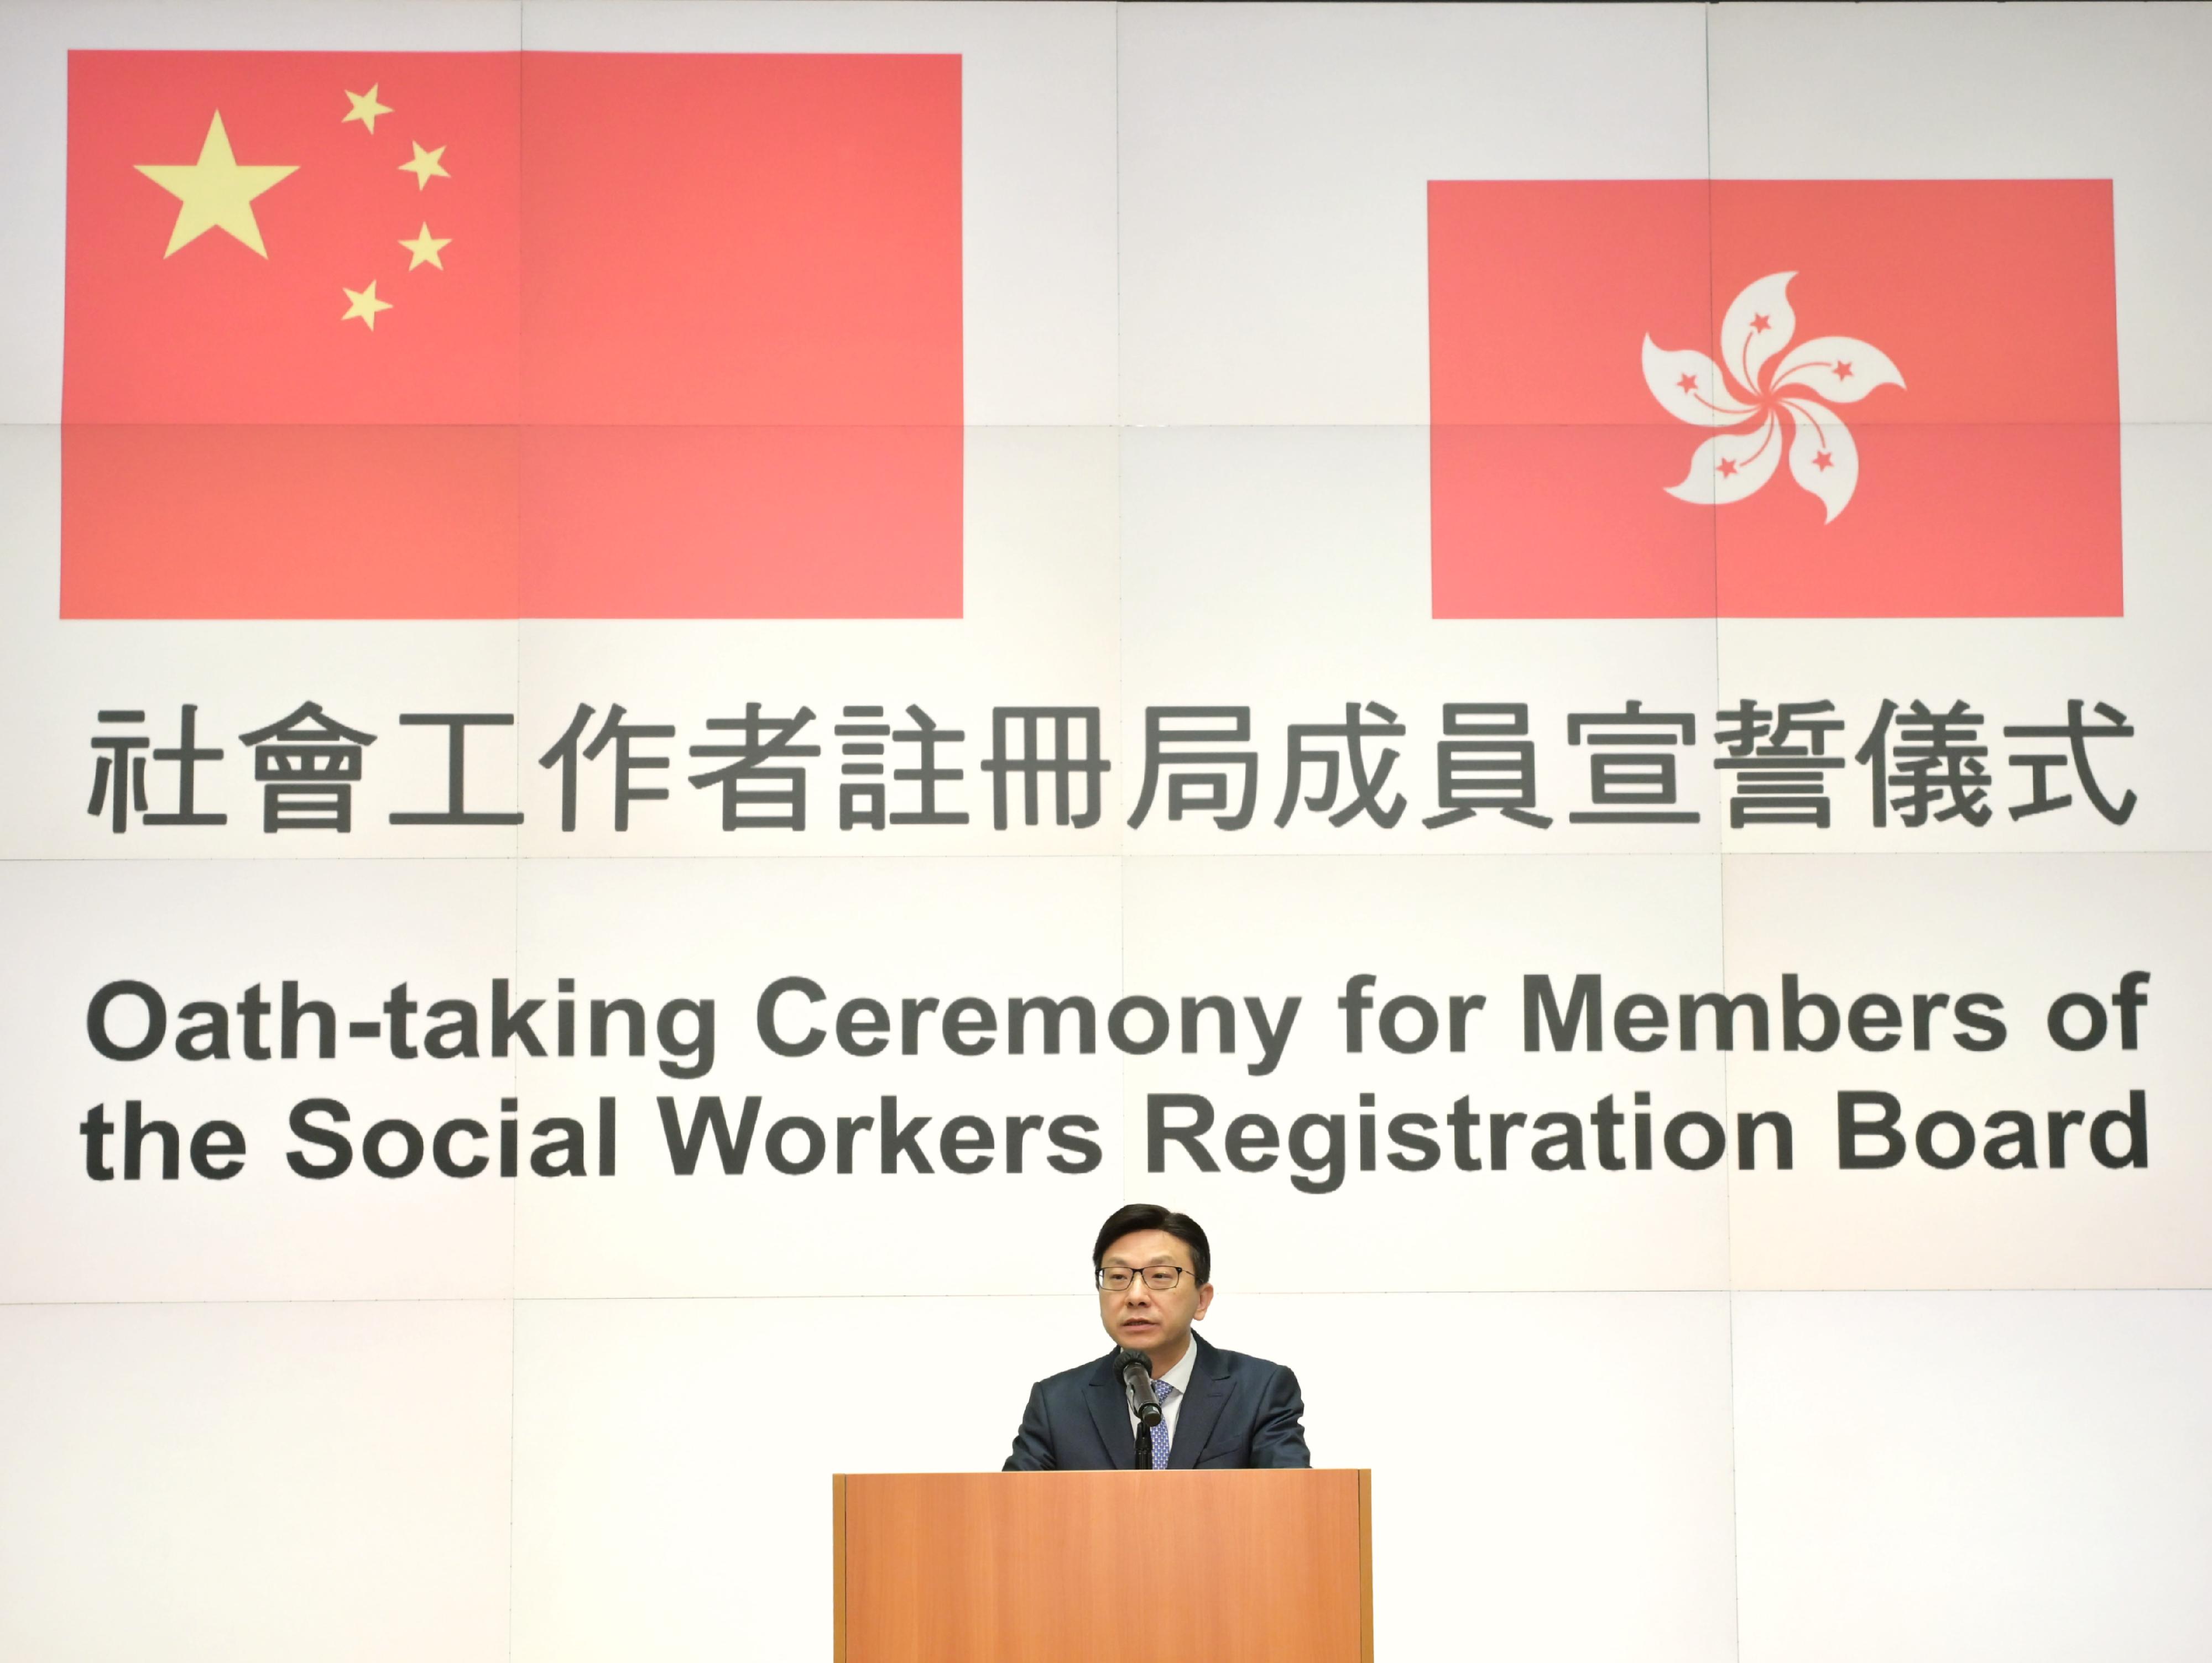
[1116,1347,1164,1426]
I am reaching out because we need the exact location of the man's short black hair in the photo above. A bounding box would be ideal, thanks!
[1092,1203,1211,1288]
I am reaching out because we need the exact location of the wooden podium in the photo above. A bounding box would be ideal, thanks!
[833,1469,1372,1663]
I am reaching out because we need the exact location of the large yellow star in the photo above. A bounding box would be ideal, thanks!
[342,84,393,134]
[399,141,449,190]
[340,280,392,331]
[135,112,298,258]
[398,222,450,270]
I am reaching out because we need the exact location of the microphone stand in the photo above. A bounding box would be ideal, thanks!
[1118,1347,1161,1470]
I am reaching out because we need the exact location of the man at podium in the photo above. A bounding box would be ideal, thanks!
[1004,1204,1311,1471]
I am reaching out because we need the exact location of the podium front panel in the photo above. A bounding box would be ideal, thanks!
[836,1469,1372,1663]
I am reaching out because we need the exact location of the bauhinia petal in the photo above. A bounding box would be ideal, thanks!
[1773,336,1903,405]
[1782,397,1858,522]
[1666,411,1783,506]
[1719,271,1796,398]
[1642,337,1755,425]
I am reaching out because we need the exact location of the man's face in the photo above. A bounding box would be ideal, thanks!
[1096,1228,1213,1364]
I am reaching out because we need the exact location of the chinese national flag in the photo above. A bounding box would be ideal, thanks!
[62,50,962,619]
[1428,180,2121,618]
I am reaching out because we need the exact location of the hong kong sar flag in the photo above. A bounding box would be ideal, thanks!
[1429,180,2121,618]
[62,51,961,619]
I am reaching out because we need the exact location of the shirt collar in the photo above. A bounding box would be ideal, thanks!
[1157,1332,1199,1398]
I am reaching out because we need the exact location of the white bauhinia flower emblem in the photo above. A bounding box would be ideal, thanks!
[1642,272,1903,522]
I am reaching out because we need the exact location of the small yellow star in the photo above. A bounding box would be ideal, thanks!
[398,222,451,271]
[341,280,393,331]
[135,111,298,258]
[399,141,449,190]
[341,85,392,134]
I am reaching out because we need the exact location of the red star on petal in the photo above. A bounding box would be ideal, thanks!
[1718,458,1738,477]
[1833,361,1854,380]
[1813,450,1834,471]
[1750,313,1772,332]
[1676,372,1699,393]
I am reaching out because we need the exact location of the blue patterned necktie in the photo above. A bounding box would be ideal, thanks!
[1150,1376,1172,1470]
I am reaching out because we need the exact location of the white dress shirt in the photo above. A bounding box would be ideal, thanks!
[1124,1334,1199,1451]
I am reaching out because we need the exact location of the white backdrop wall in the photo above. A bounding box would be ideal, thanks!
[3,4,2210,1660]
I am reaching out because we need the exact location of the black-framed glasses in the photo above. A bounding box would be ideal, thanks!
[1097,1265,1191,1293]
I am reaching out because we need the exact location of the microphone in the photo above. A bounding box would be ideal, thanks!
[1117,1346,1163,1429]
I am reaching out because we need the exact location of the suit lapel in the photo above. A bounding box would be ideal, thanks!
[1167,1335,1233,1470]
[1086,1354,1135,1467]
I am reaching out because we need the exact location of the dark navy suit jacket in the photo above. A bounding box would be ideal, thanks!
[1003,1332,1311,1471]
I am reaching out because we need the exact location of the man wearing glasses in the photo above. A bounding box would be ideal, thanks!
[1003,1202,1311,1471]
